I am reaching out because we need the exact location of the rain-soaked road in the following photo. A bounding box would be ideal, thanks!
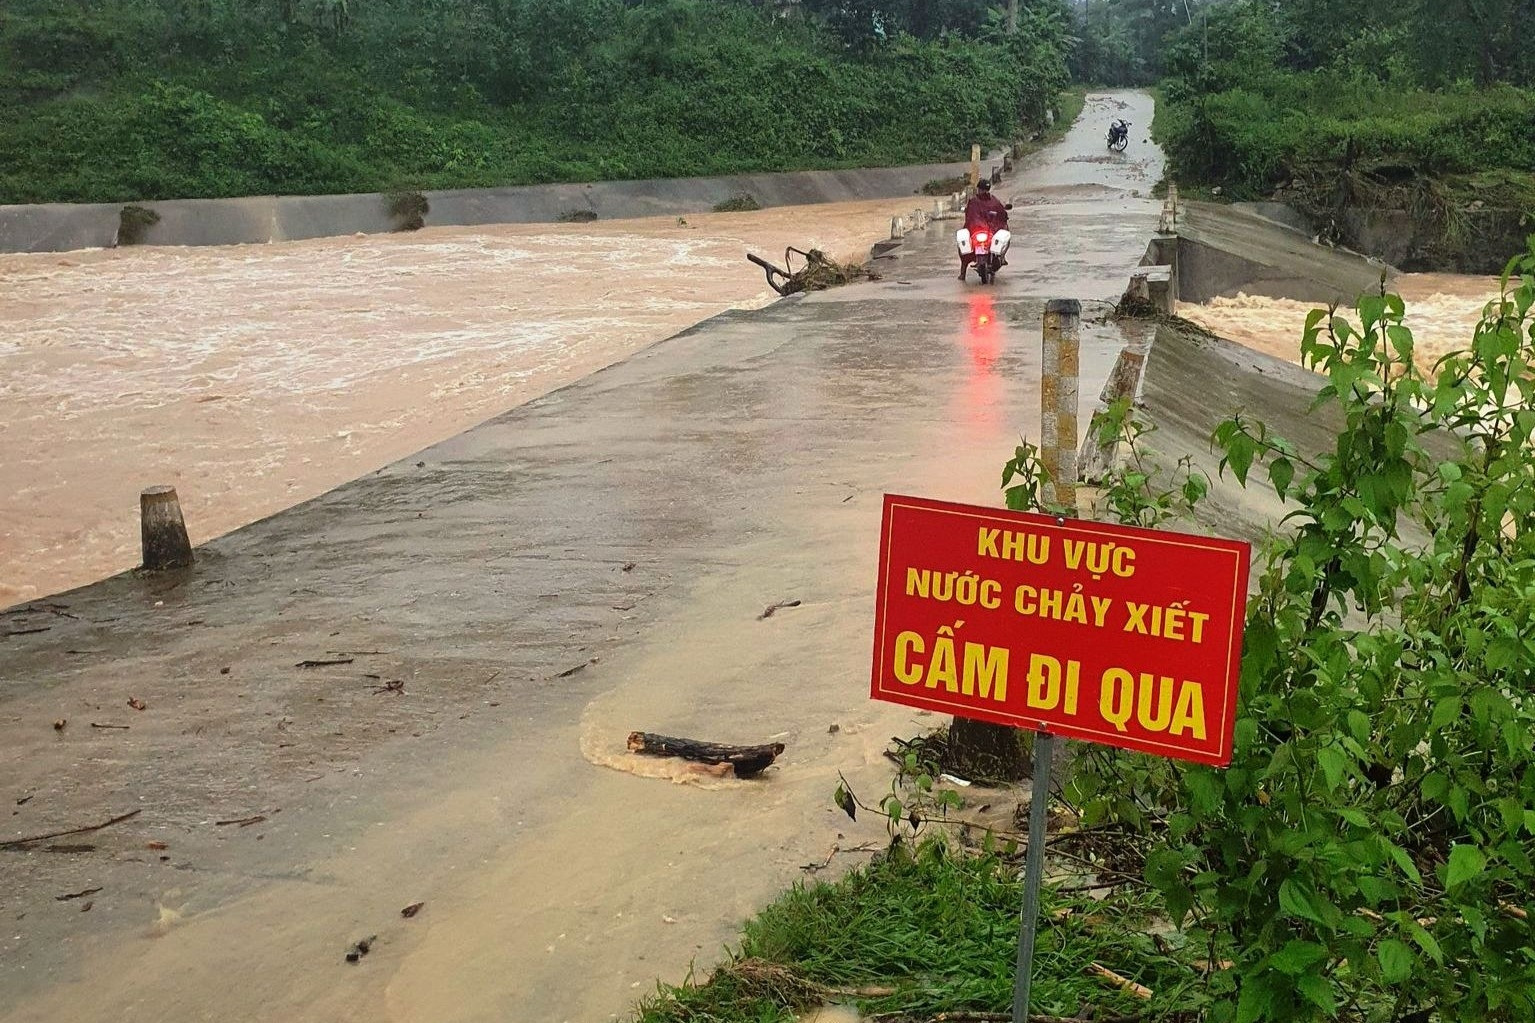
[0,91,1161,1023]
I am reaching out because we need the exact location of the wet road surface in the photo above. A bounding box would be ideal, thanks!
[0,91,1161,1023]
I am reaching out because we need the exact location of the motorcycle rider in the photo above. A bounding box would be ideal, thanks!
[956,179,1010,281]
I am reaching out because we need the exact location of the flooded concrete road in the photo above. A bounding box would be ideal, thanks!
[0,92,1160,1023]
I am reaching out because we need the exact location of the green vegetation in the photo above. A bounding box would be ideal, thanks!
[0,0,1074,204]
[1046,249,1535,1020]
[712,193,763,213]
[636,839,1210,1022]
[115,204,160,245]
[1127,0,1535,268]
[385,190,429,231]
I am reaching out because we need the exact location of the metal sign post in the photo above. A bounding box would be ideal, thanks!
[1011,731,1055,1023]
[1014,300,1074,1021]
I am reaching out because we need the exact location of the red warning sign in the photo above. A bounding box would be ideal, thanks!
[871,495,1251,766]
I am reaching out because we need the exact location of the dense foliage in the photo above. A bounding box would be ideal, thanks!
[1062,249,1535,1020]
[0,0,1072,204]
[1069,0,1194,86]
[1151,0,1535,204]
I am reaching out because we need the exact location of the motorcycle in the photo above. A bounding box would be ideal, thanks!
[1107,119,1130,152]
[969,205,1013,286]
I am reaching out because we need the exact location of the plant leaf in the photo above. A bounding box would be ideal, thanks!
[1445,843,1487,889]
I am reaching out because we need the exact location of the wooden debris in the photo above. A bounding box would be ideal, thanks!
[801,841,879,873]
[1089,962,1152,999]
[344,935,377,964]
[878,1007,1142,1013]
[555,658,596,679]
[758,599,802,620]
[296,658,353,668]
[626,732,785,779]
[55,886,102,902]
[0,808,142,850]
[370,680,405,695]
[90,723,130,730]
[127,698,147,711]
[401,902,425,918]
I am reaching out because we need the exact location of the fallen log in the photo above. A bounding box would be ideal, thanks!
[626,732,785,779]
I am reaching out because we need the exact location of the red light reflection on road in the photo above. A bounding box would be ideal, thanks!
[957,293,1005,433]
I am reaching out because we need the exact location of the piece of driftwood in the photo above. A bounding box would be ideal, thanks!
[626,732,785,779]
[1,809,142,849]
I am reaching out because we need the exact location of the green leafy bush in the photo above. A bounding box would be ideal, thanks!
[1070,249,1535,1021]
[0,0,1072,204]
[711,193,761,213]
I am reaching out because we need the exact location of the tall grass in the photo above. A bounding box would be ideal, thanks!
[636,840,1208,1023]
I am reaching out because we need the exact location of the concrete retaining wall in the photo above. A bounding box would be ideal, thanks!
[0,155,1000,254]
[1175,201,1391,306]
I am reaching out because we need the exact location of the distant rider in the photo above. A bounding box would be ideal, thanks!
[956,180,1010,281]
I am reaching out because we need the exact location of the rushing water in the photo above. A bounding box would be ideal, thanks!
[0,198,928,607]
[1178,273,1504,369]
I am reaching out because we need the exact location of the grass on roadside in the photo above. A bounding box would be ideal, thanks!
[634,838,1207,1023]
[1052,88,1089,144]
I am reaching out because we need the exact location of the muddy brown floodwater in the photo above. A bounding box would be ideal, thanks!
[0,198,934,608]
[1179,272,1504,369]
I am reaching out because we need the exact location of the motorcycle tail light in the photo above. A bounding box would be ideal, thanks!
[975,232,989,243]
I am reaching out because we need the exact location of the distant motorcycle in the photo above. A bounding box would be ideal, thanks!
[1107,119,1130,152]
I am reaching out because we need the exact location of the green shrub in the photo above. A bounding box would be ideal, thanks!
[711,193,760,213]
[385,189,428,231]
[115,204,158,245]
[1069,256,1535,1020]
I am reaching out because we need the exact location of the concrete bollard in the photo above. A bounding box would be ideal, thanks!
[1002,154,1014,173]
[1159,181,1182,234]
[140,485,193,570]
[969,144,982,187]
[1041,300,1081,511]
[891,216,905,239]
[933,199,945,218]
[1078,344,1150,481]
